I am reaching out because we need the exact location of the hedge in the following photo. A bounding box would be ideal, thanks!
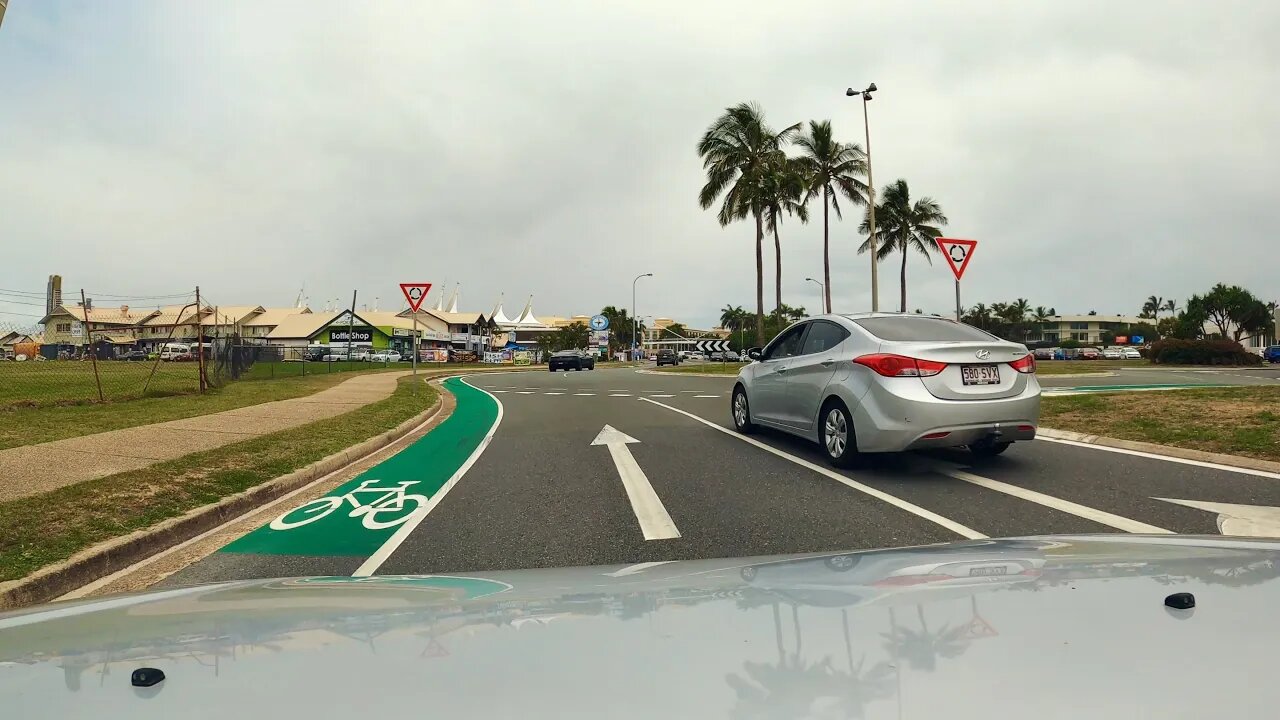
[1148,338,1262,365]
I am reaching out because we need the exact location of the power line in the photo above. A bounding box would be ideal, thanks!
[0,287,46,298]
[0,297,47,307]
[84,291,196,301]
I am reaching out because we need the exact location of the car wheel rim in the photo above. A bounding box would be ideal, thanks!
[733,394,747,427]
[825,408,847,458]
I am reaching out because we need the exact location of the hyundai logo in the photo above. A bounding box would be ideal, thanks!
[975,349,991,360]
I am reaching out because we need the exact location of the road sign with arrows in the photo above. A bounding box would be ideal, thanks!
[935,238,977,280]
[400,283,432,313]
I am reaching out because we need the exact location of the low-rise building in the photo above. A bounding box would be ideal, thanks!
[39,302,162,356]
[1025,315,1149,345]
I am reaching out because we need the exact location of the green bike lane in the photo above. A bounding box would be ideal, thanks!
[161,376,502,584]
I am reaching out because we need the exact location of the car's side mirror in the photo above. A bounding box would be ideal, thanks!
[747,347,762,361]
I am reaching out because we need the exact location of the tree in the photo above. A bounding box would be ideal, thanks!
[1186,284,1272,341]
[1010,298,1031,322]
[793,120,868,313]
[599,305,643,354]
[769,303,807,322]
[698,103,800,345]
[965,302,992,329]
[761,156,810,316]
[1032,306,1051,323]
[857,179,947,312]
[1141,295,1164,321]
[534,322,589,354]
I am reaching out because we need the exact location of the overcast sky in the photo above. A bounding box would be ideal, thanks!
[2,1,1278,329]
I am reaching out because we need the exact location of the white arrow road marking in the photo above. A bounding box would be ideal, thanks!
[602,560,676,577]
[935,465,1172,534]
[1156,498,1280,537]
[591,424,681,540]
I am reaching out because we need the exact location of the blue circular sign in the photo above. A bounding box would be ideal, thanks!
[590,314,609,330]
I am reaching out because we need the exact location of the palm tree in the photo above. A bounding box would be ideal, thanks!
[1010,298,1031,321]
[858,179,948,312]
[698,103,800,344]
[1163,298,1177,316]
[967,302,991,329]
[1032,306,1050,322]
[761,156,810,317]
[720,304,747,330]
[793,120,868,313]
[1142,295,1164,321]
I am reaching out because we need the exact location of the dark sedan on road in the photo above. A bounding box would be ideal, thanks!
[655,349,679,367]
[548,349,595,372]
[117,350,149,361]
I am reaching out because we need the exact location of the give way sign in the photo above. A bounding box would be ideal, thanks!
[935,238,977,280]
[400,283,432,313]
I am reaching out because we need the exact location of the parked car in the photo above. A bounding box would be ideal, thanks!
[647,353,658,361]
[159,343,190,361]
[686,351,707,362]
[1264,345,1280,364]
[1079,347,1101,360]
[320,350,349,362]
[118,350,149,361]
[171,351,195,362]
[655,349,680,367]
[370,351,402,363]
[724,350,741,361]
[1101,347,1123,359]
[732,313,1040,467]
[1032,347,1055,360]
[548,349,595,372]
[1123,347,1143,359]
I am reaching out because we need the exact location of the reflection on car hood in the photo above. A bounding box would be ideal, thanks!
[3,535,1278,718]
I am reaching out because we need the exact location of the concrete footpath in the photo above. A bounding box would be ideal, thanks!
[0,371,412,503]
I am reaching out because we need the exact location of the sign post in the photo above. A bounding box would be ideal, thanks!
[400,282,432,385]
[935,238,978,322]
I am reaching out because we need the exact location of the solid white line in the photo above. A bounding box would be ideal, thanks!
[639,398,986,540]
[603,560,675,577]
[1037,436,1280,480]
[938,466,1173,534]
[353,377,505,576]
[603,442,681,540]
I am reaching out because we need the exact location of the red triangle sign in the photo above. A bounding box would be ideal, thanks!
[400,283,432,313]
[935,237,977,281]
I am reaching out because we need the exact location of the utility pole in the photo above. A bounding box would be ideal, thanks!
[847,83,879,311]
[347,290,357,364]
[195,285,206,392]
[80,289,104,402]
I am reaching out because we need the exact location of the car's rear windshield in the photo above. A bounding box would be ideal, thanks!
[553,350,578,356]
[849,316,996,342]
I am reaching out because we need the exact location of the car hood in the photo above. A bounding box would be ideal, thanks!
[2,535,1278,718]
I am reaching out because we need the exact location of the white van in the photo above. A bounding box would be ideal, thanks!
[159,343,190,361]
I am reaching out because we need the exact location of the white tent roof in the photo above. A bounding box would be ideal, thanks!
[489,295,514,325]
[446,287,459,314]
[513,296,546,327]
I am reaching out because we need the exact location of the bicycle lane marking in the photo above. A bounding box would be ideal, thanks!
[219,376,502,558]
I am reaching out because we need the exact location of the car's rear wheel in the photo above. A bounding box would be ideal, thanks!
[731,387,755,434]
[821,400,857,468]
[969,440,1011,457]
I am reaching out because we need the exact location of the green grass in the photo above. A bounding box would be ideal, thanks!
[0,360,203,407]
[1042,386,1280,461]
[653,363,746,375]
[0,368,400,451]
[0,374,439,582]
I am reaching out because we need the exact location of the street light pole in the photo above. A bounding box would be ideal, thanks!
[805,277,825,314]
[632,272,652,360]
[847,82,878,311]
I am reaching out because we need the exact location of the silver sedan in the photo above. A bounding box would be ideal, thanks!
[731,313,1041,466]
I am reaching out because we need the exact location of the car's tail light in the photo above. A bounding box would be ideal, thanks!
[853,353,947,377]
[1009,354,1036,374]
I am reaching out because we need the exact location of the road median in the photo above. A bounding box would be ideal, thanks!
[1040,385,1280,469]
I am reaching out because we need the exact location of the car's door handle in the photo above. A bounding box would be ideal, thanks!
[776,365,788,373]
[820,360,835,367]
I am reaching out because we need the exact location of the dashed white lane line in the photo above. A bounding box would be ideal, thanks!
[693,395,720,398]
[610,393,632,397]
[574,392,596,396]
[544,392,565,395]
[640,397,985,540]
[935,464,1173,534]
[515,391,536,394]
[651,394,675,398]
[490,390,508,393]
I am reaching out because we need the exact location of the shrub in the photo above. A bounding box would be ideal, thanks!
[1148,338,1262,365]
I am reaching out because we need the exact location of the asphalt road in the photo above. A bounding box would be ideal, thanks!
[1037,364,1280,390]
[161,365,1280,587]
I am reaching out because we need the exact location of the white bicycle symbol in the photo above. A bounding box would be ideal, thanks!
[270,478,428,531]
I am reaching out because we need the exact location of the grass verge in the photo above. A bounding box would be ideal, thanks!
[0,374,438,582]
[1042,386,1280,462]
[0,368,400,450]
[652,364,746,375]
